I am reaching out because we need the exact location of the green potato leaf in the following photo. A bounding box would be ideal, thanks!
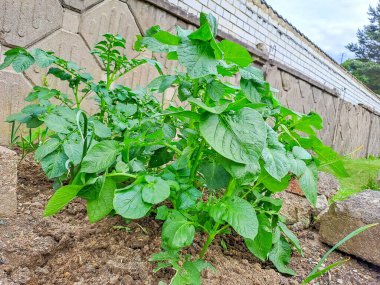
[219,39,252,67]
[63,141,83,165]
[223,197,258,240]
[200,108,266,164]
[240,78,261,103]
[141,176,171,204]
[292,146,312,160]
[12,53,35,72]
[279,222,303,255]
[44,185,83,216]
[40,151,68,179]
[269,229,296,275]
[178,187,202,210]
[178,40,218,78]
[188,97,229,114]
[162,211,195,250]
[199,161,231,190]
[206,80,225,101]
[81,140,121,173]
[87,177,116,223]
[31,48,56,68]
[299,164,318,206]
[261,148,290,181]
[35,138,61,161]
[245,213,273,261]
[114,184,152,219]
[44,114,72,134]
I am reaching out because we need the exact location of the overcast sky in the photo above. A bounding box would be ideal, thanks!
[266,0,379,63]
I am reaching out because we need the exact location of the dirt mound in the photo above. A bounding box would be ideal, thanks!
[0,156,379,284]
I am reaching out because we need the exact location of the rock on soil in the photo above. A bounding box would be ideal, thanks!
[319,190,380,267]
[317,172,340,199]
[0,155,379,284]
[0,147,17,217]
[278,172,339,230]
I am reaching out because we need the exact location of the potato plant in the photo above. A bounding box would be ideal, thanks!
[1,13,347,285]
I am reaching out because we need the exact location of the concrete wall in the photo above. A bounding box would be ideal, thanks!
[0,0,379,157]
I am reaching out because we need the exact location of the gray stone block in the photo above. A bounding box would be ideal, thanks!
[0,70,33,145]
[62,9,81,33]
[62,0,104,12]
[319,190,380,266]
[0,0,63,47]
[274,191,312,231]
[0,147,17,217]
[79,0,141,59]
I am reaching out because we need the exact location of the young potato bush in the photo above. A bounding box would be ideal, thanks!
[1,13,348,284]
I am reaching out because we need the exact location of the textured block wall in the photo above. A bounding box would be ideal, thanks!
[0,0,379,157]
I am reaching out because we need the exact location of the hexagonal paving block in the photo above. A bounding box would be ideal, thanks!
[79,0,141,58]
[0,70,33,145]
[0,0,63,47]
[127,0,178,33]
[62,0,104,12]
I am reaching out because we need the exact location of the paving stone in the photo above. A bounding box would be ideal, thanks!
[0,0,63,47]
[62,0,104,12]
[0,147,18,217]
[127,0,178,33]
[79,0,141,58]
[298,79,314,114]
[264,65,282,93]
[0,70,33,145]
[319,190,380,266]
[62,9,81,33]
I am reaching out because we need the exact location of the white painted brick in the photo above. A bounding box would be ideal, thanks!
[202,6,212,14]
[215,4,223,15]
[221,1,235,13]
[208,0,217,11]
[183,0,202,12]
[223,9,231,20]
[230,14,238,25]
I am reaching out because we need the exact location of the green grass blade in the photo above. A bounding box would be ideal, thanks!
[302,258,349,284]
[307,223,378,278]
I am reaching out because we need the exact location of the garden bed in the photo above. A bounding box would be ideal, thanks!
[0,156,379,285]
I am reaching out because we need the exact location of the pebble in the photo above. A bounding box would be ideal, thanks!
[337,279,343,284]
[109,275,119,284]
[35,267,49,275]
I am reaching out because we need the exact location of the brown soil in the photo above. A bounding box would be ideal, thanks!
[0,156,379,285]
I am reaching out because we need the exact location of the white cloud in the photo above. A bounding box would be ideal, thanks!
[266,0,378,62]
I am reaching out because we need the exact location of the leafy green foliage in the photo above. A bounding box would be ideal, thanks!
[1,13,348,285]
[342,59,380,95]
[344,2,380,94]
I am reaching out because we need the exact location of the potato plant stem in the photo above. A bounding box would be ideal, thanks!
[199,233,215,258]
[190,139,205,179]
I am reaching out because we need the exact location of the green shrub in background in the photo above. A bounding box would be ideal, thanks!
[0,13,349,284]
